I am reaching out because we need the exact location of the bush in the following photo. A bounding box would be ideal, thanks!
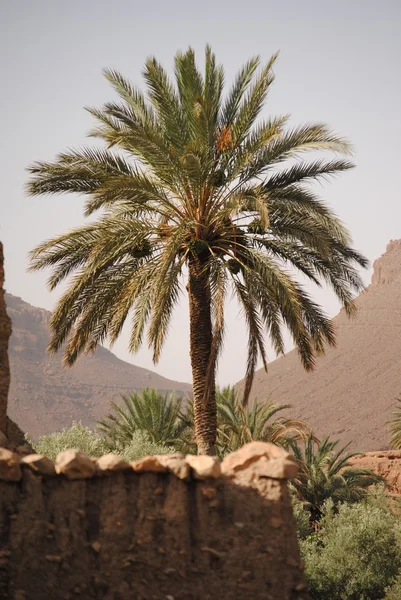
[301,501,401,599]
[30,423,110,460]
[385,574,401,600]
[292,497,313,540]
[30,423,175,462]
[111,430,175,462]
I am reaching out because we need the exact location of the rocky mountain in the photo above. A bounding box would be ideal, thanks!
[237,239,401,451]
[6,293,191,438]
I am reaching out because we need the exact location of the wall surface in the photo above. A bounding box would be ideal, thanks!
[0,445,308,600]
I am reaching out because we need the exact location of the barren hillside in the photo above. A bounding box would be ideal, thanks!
[237,240,401,451]
[6,293,191,438]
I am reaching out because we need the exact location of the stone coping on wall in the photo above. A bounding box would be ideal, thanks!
[0,440,299,483]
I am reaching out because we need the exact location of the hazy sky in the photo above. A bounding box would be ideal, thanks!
[1,0,400,386]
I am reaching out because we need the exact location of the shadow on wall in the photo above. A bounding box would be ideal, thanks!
[0,443,308,600]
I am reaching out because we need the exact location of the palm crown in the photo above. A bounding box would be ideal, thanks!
[289,435,384,526]
[97,388,186,448]
[27,47,367,454]
[215,386,309,454]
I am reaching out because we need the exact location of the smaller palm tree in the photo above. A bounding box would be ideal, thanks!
[388,397,401,449]
[289,435,384,528]
[178,386,310,457]
[98,388,188,450]
[216,386,309,455]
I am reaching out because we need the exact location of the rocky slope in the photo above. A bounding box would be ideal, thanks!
[349,451,401,497]
[237,239,401,451]
[6,293,191,438]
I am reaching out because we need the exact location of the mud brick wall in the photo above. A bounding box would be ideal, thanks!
[0,445,308,600]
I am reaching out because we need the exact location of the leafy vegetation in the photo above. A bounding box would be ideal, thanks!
[98,388,189,450]
[215,386,309,456]
[27,47,367,454]
[30,422,173,462]
[301,499,401,600]
[289,434,384,526]
[30,423,110,460]
[96,386,309,457]
[31,387,310,461]
[111,430,174,462]
[385,574,401,600]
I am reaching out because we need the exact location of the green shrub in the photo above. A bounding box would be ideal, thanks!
[292,497,313,540]
[30,422,176,462]
[301,501,401,599]
[384,574,401,600]
[112,430,175,462]
[30,422,110,460]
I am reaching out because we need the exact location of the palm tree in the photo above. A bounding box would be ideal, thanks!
[289,435,384,527]
[97,388,187,449]
[98,385,309,457]
[27,47,368,454]
[216,386,309,455]
[388,397,401,449]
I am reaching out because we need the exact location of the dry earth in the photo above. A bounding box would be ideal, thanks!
[349,450,401,497]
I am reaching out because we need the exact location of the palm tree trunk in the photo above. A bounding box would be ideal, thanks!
[188,254,216,456]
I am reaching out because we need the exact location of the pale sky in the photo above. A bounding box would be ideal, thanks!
[1,0,400,386]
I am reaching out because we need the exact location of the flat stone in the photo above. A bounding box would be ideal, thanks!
[221,441,298,480]
[22,454,56,476]
[55,449,96,479]
[185,455,221,479]
[96,454,131,472]
[131,455,168,473]
[156,454,190,480]
[0,447,22,481]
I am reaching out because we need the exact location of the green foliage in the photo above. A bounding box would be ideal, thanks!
[301,501,401,599]
[289,435,384,524]
[31,422,110,460]
[388,397,401,449]
[93,386,308,457]
[292,497,313,540]
[385,574,401,600]
[27,46,368,415]
[30,421,174,462]
[177,386,309,457]
[215,386,309,455]
[113,430,175,462]
[97,388,188,449]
